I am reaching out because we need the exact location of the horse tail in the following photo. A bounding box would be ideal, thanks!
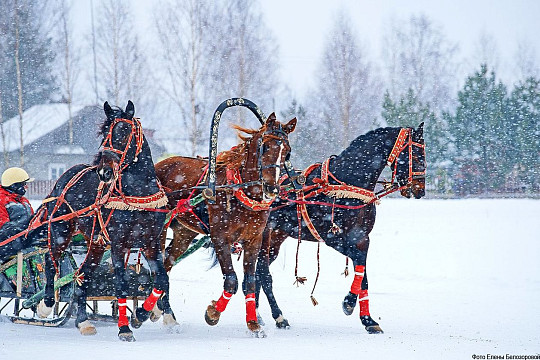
[206,242,219,270]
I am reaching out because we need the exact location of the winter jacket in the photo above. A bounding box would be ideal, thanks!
[0,187,33,241]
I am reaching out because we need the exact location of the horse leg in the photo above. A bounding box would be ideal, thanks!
[256,228,289,328]
[132,248,171,329]
[242,244,265,336]
[38,221,73,318]
[152,220,196,325]
[340,235,383,334]
[74,245,105,335]
[37,254,56,318]
[110,247,135,342]
[205,244,237,326]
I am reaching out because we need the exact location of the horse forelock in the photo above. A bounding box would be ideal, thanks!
[97,106,124,136]
[92,151,103,165]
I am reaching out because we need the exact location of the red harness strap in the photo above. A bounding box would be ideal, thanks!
[291,128,415,243]
[226,168,275,211]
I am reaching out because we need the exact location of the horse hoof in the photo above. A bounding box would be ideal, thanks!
[150,304,162,323]
[163,313,179,328]
[131,307,149,329]
[275,315,290,329]
[77,320,97,336]
[342,292,357,316]
[247,321,266,338]
[361,315,384,334]
[118,325,135,342]
[204,301,220,326]
[36,301,53,319]
[366,325,384,334]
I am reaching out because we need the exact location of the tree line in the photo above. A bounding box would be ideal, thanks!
[0,0,538,196]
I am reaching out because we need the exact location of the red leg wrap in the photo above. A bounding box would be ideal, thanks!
[214,291,233,313]
[358,289,371,317]
[118,298,129,327]
[350,265,365,295]
[143,288,164,312]
[245,293,257,323]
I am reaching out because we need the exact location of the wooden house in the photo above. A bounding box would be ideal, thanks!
[0,103,166,199]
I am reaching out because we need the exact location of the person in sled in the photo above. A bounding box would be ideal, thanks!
[0,167,35,261]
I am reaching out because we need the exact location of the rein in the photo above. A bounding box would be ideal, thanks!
[284,128,425,302]
[100,117,168,212]
[100,117,144,171]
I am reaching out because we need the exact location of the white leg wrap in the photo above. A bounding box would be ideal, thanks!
[150,303,163,322]
[37,301,53,318]
[162,313,179,327]
[77,320,97,336]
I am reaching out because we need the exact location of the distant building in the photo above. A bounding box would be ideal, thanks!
[0,103,165,198]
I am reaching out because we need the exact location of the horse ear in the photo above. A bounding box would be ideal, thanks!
[283,117,297,134]
[266,112,277,127]
[126,100,135,119]
[104,101,113,119]
[416,122,424,139]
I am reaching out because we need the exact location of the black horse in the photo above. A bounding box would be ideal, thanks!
[255,124,426,333]
[36,101,169,341]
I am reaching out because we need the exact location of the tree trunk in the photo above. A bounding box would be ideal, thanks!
[14,0,24,166]
[0,88,8,167]
[90,0,99,104]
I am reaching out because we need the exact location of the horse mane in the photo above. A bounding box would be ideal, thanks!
[216,124,266,169]
[341,127,402,156]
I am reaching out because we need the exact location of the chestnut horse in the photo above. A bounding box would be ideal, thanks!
[36,101,168,341]
[155,113,296,336]
[255,124,426,333]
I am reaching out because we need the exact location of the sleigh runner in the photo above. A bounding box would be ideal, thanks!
[0,98,287,337]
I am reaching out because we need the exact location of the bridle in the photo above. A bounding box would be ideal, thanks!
[256,125,291,184]
[100,117,144,173]
[386,128,426,190]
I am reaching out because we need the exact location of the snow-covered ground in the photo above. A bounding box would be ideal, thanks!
[1,199,539,359]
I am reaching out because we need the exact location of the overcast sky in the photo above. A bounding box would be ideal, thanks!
[259,0,540,98]
[75,0,540,99]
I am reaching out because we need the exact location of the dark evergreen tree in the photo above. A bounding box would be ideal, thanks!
[382,89,450,193]
[447,65,508,194]
[0,0,56,121]
[279,99,309,167]
[507,77,540,191]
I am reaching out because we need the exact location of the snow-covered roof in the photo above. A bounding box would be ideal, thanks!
[0,103,86,152]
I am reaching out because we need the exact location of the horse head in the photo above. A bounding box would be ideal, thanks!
[96,100,144,183]
[395,122,426,199]
[254,113,297,199]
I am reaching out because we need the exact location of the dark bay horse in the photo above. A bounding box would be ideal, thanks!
[155,113,296,336]
[36,101,168,341]
[256,124,426,333]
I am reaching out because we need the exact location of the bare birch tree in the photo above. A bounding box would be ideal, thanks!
[51,0,80,145]
[95,0,151,109]
[154,0,216,156]
[382,14,459,114]
[303,11,381,159]
[513,39,540,81]
[210,0,279,127]
[14,0,25,165]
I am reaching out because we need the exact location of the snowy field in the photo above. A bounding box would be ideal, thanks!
[1,198,539,359]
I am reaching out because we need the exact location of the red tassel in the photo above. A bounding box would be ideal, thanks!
[118,298,129,327]
[350,265,365,295]
[214,291,233,313]
[245,293,257,323]
[143,288,163,312]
